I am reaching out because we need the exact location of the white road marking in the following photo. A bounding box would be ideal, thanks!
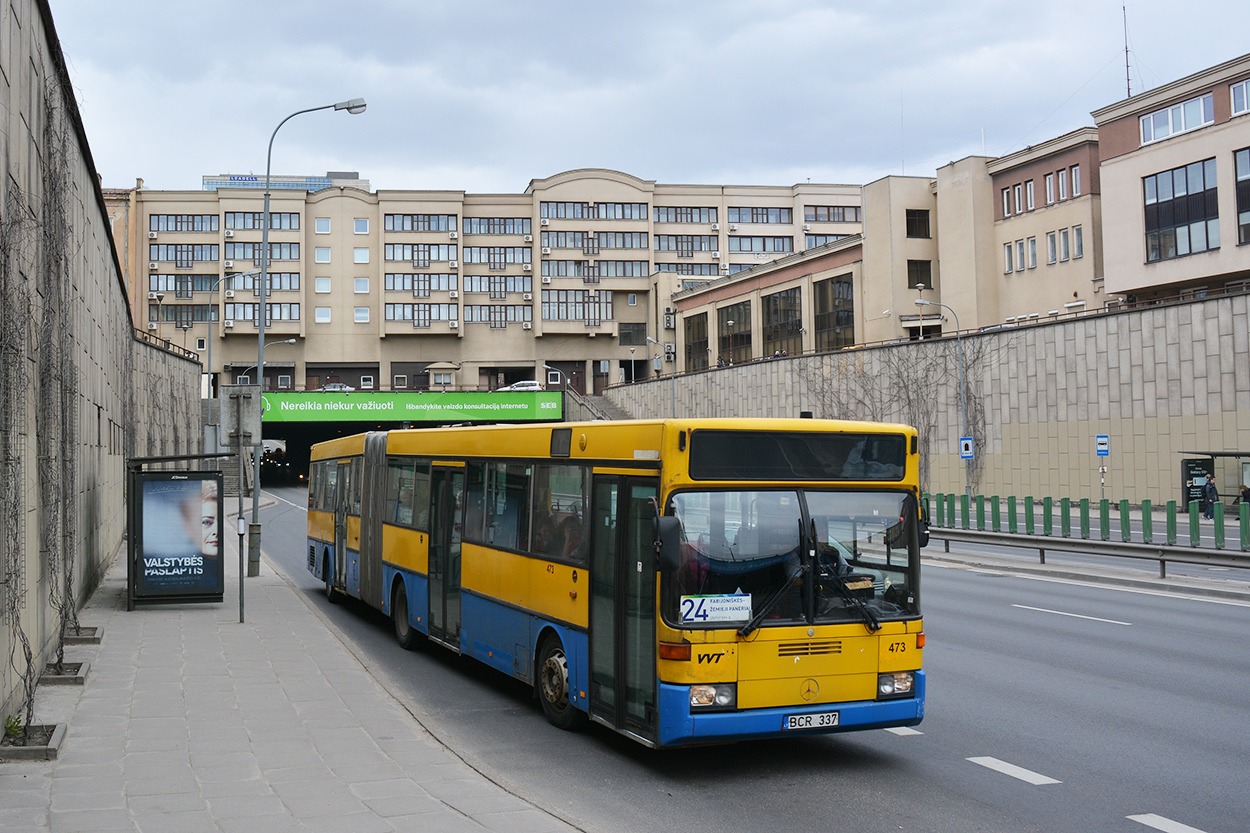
[1127,813,1208,833]
[265,491,308,511]
[966,756,1061,785]
[1011,604,1131,626]
[884,727,923,736]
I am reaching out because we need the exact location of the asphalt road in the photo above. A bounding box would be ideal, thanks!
[258,485,1250,833]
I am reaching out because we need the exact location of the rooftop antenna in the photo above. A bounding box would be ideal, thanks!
[1123,5,1132,98]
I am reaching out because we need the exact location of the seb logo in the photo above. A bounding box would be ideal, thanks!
[539,401,559,409]
[697,650,728,665]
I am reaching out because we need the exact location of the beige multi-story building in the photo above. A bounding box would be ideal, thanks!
[108,170,863,395]
[671,138,1107,363]
[1093,52,1250,300]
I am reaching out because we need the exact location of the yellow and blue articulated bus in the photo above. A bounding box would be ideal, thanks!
[307,418,924,747]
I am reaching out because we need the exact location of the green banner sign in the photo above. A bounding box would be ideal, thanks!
[260,390,563,423]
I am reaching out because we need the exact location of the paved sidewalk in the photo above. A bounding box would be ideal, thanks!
[0,536,580,833]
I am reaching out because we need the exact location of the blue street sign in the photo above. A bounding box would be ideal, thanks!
[960,437,974,460]
[1096,435,1110,456]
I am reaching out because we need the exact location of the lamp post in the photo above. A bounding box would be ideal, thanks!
[155,292,165,341]
[206,269,260,401]
[251,98,366,573]
[726,319,735,365]
[646,336,675,418]
[915,297,969,498]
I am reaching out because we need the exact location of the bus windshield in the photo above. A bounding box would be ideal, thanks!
[664,489,919,629]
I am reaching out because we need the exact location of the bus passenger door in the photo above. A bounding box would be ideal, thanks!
[428,465,464,650]
[333,460,352,591]
[589,475,657,741]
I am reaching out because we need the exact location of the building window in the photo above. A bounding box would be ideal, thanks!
[315,277,331,293]
[727,207,792,224]
[315,307,331,323]
[1045,174,1055,205]
[1013,184,1023,213]
[354,248,369,264]
[618,323,646,345]
[1144,157,1220,262]
[1026,180,1035,210]
[1047,231,1057,264]
[727,236,793,253]
[354,278,369,293]
[1071,166,1081,197]
[1073,226,1084,259]
[355,218,369,234]
[432,372,452,387]
[627,293,637,305]
[462,217,532,235]
[1140,93,1214,144]
[1236,148,1250,245]
[1016,240,1026,272]
[355,307,370,323]
[813,274,854,352]
[1058,172,1068,201]
[1027,236,1037,269]
[393,375,408,389]
[385,214,458,232]
[717,302,751,365]
[804,206,860,223]
[905,209,930,238]
[907,260,932,289]
[762,288,802,357]
[1234,79,1250,117]
[1004,243,1014,274]
[315,247,331,263]
[278,375,292,389]
[315,218,330,234]
[360,375,374,389]
[1002,188,1011,217]
[655,206,718,224]
[684,313,709,371]
[196,337,207,351]
[1060,228,1070,262]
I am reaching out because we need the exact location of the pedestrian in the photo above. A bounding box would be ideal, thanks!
[1241,483,1250,506]
[1203,474,1218,520]
[716,356,725,368]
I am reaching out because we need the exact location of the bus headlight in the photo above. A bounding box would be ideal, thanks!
[877,672,914,699]
[690,683,737,711]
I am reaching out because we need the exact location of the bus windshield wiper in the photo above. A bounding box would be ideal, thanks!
[824,570,881,633]
[738,557,804,638]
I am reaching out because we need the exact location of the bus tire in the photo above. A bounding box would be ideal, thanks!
[536,634,584,731]
[323,553,339,605]
[392,582,420,651]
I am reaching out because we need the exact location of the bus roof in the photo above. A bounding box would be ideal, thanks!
[309,418,917,468]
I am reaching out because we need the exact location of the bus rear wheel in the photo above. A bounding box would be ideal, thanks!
[392,583,420,651]
[536,635,584,730]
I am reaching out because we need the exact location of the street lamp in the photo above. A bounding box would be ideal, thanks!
[915,297,969,498]
[647,336,675,418]
[155,292,165,341]
[205,269,260,400]
[726,319,735,365]
[252,97,366,572]
[236,338,297,383]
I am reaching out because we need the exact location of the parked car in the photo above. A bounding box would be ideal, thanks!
[319,383,355,392]
[495,380,543,391]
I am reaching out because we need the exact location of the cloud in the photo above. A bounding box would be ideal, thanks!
[53,0,1250,192]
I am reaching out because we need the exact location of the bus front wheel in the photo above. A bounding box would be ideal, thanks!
[536,635,583,730]
[392,583,420,651]
[323,553,339,604]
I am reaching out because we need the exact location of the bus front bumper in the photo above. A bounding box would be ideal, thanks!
[656,670,925,746]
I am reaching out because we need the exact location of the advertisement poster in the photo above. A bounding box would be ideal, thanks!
[135,473,224,599]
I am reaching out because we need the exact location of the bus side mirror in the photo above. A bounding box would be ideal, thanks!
[654,516,682,571]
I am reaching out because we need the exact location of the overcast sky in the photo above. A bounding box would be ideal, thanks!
[51,0,1247,194]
